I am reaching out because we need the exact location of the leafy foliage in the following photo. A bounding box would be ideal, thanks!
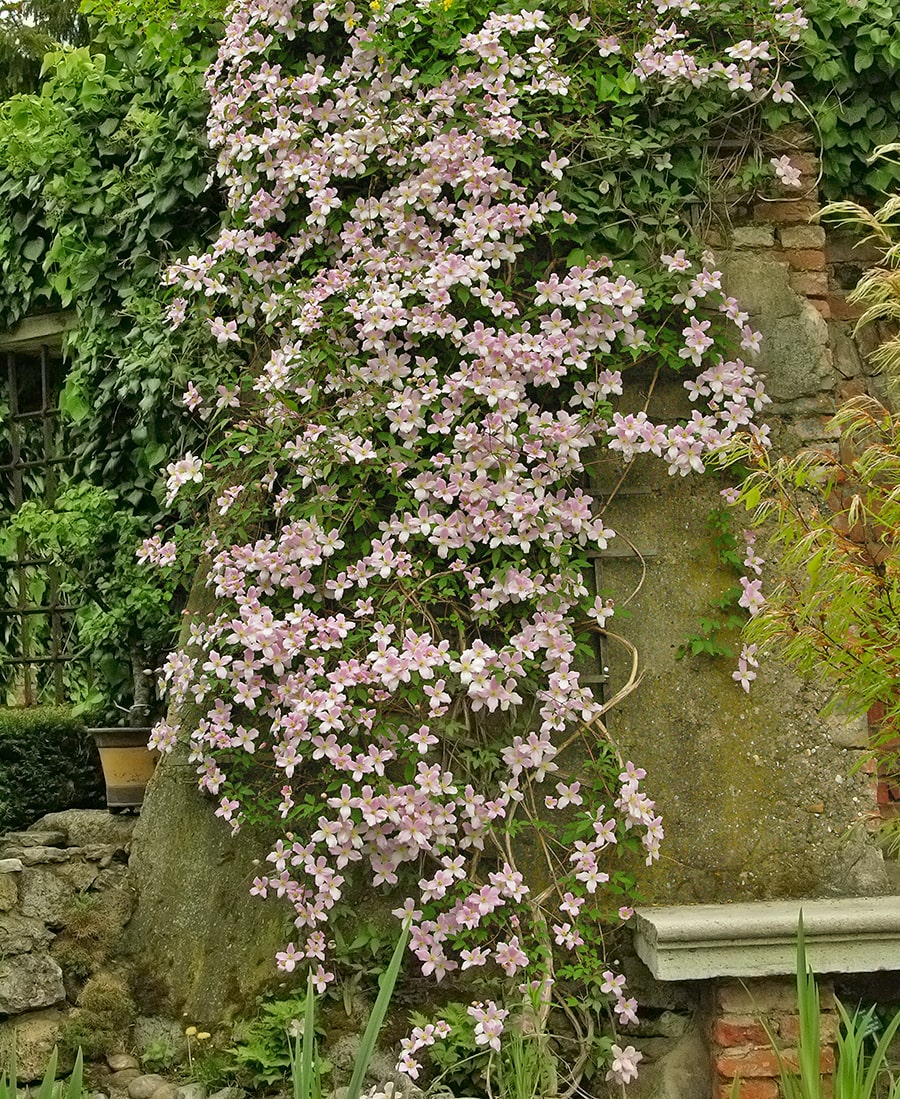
[0,0,88,97]
[0,0,226,717]
[767,0,900,199]
[3,484,195,715]
[731,396,900,755]
[0,704,104,830]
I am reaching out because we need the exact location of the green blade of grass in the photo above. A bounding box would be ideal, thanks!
[302,971,317,1099]
[345,921,410,1099]
[860,1002,900,1099]
[35,1046,58,1099]
[1,1041,17,1099]
[66,1048,84,1099]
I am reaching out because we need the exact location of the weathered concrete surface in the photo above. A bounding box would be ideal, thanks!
[125,747,291,1023]
[593,369,886,905]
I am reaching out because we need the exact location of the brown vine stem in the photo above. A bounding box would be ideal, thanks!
[615,530,648,608]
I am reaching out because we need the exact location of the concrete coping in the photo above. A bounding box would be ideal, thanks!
[0,311,75,351]
[632,896,900,981]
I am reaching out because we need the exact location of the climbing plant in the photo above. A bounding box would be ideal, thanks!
[143,0,811,1090]
[765,0,900,200]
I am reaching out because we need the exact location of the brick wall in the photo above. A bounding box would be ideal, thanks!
[711,977,838,1099]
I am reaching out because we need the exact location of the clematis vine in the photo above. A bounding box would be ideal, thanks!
[147,0,799,1084]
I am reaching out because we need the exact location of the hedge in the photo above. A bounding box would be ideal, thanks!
[0,706,105,831]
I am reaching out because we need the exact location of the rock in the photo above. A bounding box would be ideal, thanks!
[823,711,868,749]
[0,1009,73,1082]
[134,1016,186,1063]
[624,1029,709,1099]
[328,1036,396,1087]
[207,1088,246,1099]
[83,844,123,863]
[149,1083,179,1099]
[780,225,826,250]
[0,913,54,954]
[128,1075,168,1099]
[19,867,73,926]
[0,953,66,1013]
[53,860,100,891]
[176,1084,207,1099]
[731,226,775,249]
[630,1010,690,1039]
[0,858,23,873]
[1,831,67,849]
[30,811,137,849]
[5,847,70,865]
[108,1055,141,1072]
[108,1069,142,1091]
[0,874,17,912]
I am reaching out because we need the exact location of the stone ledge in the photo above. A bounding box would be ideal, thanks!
[633,897,900,980]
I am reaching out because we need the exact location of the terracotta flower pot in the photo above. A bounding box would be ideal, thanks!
[90,727,158,810]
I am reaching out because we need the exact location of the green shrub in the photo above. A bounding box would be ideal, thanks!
[0,706,104,831]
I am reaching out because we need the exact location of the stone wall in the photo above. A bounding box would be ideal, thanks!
[122,155,898,1095]
[0,810,136,1079]
[597,152,890,909]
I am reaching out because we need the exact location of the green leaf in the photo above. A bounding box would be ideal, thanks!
[59,383,90,422]
[345,923,410,1099]
[22,237,44,261]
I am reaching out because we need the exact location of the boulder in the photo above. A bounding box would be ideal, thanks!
[30,811,137,849]
[108,1069,142,1092]
[0,953,66,1013]
[108,1055,141,1072]
[19,867,73,926]
[149,1084,179,1099]
[0,912,54,954]
[5,847,69,866]
[128,1075,168,1099]
[1,832,67,849]
[0,1008,73,1081]
[177,1084,207,1099]
[0,874,17,912]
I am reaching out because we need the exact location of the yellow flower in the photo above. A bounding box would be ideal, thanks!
[185,1026,197,1036]
[197,1033,211,1041]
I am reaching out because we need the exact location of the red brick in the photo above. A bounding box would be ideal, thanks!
[788,151,819,177]
[718,980,800,1014]
[716,1047,834,1079]
[783,248,826,270]
[717,1079,779,1099]
[754,200,821,224]
[837,379,867,401]
[779,1013,839,1043]
[826,293,865,321]
[712,1017,771,1047]
[717,1050,782,1079]
[790,270,829,297]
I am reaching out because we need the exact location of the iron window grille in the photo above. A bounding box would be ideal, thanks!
[0,314,82,707]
